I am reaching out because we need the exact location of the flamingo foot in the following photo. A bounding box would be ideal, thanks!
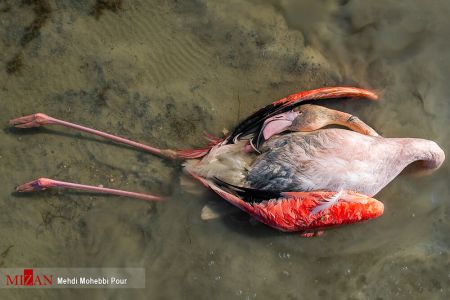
[16,178,56,192]
[9,113,55,128]
[301,230,324,238]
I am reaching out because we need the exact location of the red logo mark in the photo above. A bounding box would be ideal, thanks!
[6,269,53,287]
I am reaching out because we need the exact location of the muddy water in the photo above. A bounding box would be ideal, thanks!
[0,0,449,299]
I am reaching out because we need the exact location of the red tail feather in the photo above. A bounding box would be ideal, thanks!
[176,134,224,159]
[176,148,212,159]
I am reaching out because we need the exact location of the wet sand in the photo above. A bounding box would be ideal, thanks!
[0,0,449,299]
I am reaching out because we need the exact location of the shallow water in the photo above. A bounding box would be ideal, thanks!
[0,0,449,299]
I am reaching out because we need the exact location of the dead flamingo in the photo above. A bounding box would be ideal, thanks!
[10,87,445,236]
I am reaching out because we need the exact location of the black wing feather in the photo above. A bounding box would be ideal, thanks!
[212,177,282,203]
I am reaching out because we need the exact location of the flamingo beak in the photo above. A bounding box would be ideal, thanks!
[327,110,379,137]
[291,105,379,137]
[261,111,298,140]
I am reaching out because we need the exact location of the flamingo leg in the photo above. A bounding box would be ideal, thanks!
[16,178,162,202]
[9,113,178,159]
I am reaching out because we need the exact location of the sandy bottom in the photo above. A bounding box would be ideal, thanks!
[0,0,449,299]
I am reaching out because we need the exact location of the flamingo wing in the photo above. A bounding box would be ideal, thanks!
[189,173,384,235]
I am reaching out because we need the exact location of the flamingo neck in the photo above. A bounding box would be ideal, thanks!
[399,138,445,170]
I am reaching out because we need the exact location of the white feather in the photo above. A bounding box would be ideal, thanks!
[310,190,343,215]
[183,141,257,186]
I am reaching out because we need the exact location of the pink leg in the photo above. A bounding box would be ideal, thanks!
[10,113,178,159]
[16,178,162,202]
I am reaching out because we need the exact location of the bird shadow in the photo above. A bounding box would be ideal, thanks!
[220,212,287,238]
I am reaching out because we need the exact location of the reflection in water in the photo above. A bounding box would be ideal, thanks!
[0,0,448,299]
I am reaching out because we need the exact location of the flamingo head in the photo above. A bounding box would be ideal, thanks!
[261,104,378,141]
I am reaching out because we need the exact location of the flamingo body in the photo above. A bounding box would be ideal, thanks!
[185,126,444,233]
[247,129,445,196]
[10,87,445,235]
